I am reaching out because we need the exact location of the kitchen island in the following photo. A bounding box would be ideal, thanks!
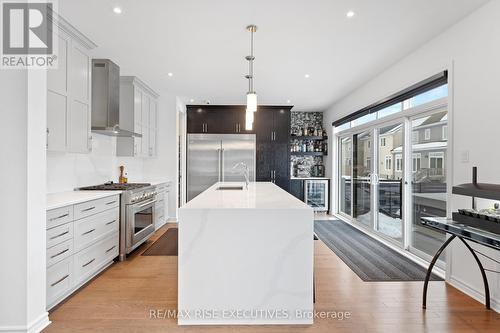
[178,182,314,325]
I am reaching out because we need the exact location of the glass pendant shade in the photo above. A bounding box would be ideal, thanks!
[246,92,258,112]
[245,109,254,130]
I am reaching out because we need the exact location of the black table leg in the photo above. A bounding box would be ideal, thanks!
[458,237,491,310]
[423,234,456,309]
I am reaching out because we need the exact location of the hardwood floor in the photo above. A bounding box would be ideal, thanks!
[44,224,500,333]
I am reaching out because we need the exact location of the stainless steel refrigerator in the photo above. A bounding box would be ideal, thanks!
[187,134,256,201]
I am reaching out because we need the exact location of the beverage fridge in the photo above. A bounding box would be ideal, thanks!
[304,179,329,212]
[187,134,256,201]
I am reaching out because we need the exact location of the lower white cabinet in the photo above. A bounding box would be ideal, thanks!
[46,195,119,310]
[47,256,73,307]
[155,182,170,230]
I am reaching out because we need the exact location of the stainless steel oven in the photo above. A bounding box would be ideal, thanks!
[126,196,156,249]
[120,185,157,260]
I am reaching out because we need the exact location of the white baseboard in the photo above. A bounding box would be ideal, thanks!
[0,312,50,333]
[166,217,178,223]
[448,276,500,313]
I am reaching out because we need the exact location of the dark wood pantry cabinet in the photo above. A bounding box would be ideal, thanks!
[253,106,292,191]
[186,105,292,192]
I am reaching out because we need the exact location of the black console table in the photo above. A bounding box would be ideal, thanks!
[421,217,500,310]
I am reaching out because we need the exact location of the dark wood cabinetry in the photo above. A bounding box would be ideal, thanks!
[187,105,254,134]
[290,179,304,201]
[187,105,292,192]
[254,107,292,191]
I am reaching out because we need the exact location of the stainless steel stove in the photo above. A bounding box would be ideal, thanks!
[78,182,158,261]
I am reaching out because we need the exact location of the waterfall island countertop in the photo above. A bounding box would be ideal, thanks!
[178,182,314,325]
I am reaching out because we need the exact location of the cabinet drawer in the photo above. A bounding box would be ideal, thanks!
[47,205,73,229]
[74,208,119,252]
[47,239,73,267]
[47,222,73,248]
[73,195,119,220]
[73,233,118,285]
[47,256,73,307]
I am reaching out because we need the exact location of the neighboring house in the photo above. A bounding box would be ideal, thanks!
[392,111,447,182]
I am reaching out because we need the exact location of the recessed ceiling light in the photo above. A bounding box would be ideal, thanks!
[113,7,122,14]
[304,74,310,79]
[189,99,194,103]
[346,10,355,18]
[286,99,291,104]
[167,72,173,77]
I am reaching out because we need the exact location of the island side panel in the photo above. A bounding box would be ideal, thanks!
[178,207,314,325]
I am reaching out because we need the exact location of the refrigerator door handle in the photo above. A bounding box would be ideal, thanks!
[217,149,221,182]
[221,148,225,181]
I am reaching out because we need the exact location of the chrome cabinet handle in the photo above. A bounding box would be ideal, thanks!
[49,213,69,221]
[50,248,69,259]
[81,206,95,212]
[106,245,116,253]
[82,228,95,235]
[82,258,95,267]
[50,274,69,287]
[105,220,116,225]
[46,128,49,149]
[105,200,116,205]
[49,230,69,240]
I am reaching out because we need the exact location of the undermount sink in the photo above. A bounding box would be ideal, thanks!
[216,186,244,191]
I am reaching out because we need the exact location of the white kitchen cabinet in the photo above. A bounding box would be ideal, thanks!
[46,20,96,153]
[45,194,119,310]
[117,76,159,157]
[155,182,170,229]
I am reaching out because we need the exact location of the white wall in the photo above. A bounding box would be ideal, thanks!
[0,69,50,331]
[324,0,500,311]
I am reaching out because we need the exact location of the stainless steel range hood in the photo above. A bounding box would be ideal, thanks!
[91,59,142,137]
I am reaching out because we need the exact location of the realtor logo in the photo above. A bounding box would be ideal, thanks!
[1,1,57,68]
[3,2,52,54]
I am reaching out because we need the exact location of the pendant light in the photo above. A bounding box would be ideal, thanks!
[245,25,257,130]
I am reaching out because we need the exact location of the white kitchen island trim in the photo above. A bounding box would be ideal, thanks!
[178,182,314,325]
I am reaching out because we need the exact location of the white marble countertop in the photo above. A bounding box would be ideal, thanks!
[47,191,121,211]
[182,182,310,210]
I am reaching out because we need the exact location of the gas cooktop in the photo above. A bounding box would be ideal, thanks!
[78,182,151,191]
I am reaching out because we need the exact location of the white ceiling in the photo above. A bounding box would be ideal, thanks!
[59,0,488,111]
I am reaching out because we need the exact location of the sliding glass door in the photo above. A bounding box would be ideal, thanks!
[336,103,449,263]
[408,112,448,264]
[339,137,352,216]
[352,131,372,227]
[375,123,404,244]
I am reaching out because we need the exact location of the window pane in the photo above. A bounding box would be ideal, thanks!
[377,103,402,119]
[351,113,377,127]
[410,84,448,108]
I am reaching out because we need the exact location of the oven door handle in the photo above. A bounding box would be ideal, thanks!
[136,199,156,209]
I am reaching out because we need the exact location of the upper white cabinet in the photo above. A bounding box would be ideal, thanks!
[117,76,159,157]
[47,18,96,153]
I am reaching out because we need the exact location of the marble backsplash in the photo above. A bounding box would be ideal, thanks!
[291,111,324,136]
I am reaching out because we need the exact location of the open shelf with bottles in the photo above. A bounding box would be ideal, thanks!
[291,151,327,156]
[291,136,328,140]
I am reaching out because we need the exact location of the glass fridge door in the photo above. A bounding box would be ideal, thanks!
[305,180,329,211]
